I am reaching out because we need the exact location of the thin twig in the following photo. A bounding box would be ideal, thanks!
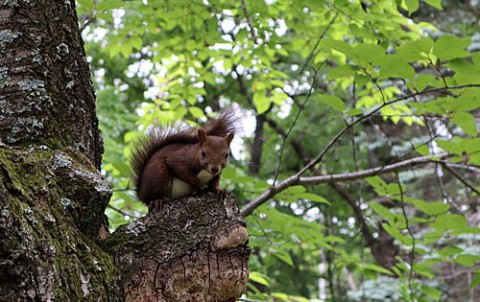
[107,204,139,219]
[395,172,415,300]
[299,12,338,75]
[240,0,257,43]
[442,164,480,197]
[272,68,319,184]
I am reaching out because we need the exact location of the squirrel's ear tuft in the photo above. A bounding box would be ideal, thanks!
[225,132,235,145]
[198,129,207,145]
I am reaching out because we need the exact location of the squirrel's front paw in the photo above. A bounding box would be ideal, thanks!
[211,187,228,196]
[148,198,168,212]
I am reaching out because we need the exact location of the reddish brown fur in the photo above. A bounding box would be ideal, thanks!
[130,110,237,210]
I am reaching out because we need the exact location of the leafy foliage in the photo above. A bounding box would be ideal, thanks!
[79,0,480,300]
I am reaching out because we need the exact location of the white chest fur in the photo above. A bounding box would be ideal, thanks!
[196,169,214,184]
[171,170,214,199]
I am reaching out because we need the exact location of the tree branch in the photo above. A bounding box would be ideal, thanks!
[240,84,480,216]
[240,0,257,43]
[107,204,139,219]
[299,12,338,74]
[298,154,450,185]
[241,154,450,216]
[442,164,480,197]
[272,68,319,183]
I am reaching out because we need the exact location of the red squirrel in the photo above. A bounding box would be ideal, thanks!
[130,110,237,211]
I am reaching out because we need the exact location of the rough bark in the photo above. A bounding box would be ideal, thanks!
[0,147,121,301]
[0,0,102,169]
[104,191,250,302]
[0,0,118,300]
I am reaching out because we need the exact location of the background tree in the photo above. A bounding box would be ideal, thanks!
[83,0,480,301]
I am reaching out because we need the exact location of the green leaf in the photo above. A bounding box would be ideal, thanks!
[347,108,363,116]
[423,231,443,244]
[405,0,419,14]
[415,145,430,156]
[253,90,270,114]
[366,176,387,195]
[249,271,270,287]
[423,0,442,10]
[436,140,462,155]
[430,214,468,231]
[77,0,94,10]
[451,112,478,136]
[328,65,356,80]
[223,59,232,71]
[421,285,443,300]
[397,37,434,60]
[369,203,396,222]
[471,271,480,289]
[433,35,471,61]
[455,254,480,267]
[408,198,450,216]
[361,263,394,276]
[130,37,142,50]
[353,44,386,65]
[366,176,386,189]
[415,74,440,91]
[437,246,463,258]
[188,107,204,119]
[324,39,356,58]
[97,0,125,10]
[282,185,306,195]
[382,223,413,246]
[272,249,294,267]
[318,94,345,112]
[413,262,435,279]
[379,59,415,79]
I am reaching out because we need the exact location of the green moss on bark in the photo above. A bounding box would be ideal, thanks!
[0,147,122,301]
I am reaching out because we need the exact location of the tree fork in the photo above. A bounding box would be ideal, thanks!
[104,192,250,302]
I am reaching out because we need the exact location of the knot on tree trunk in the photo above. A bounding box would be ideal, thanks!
[104,191,250,302]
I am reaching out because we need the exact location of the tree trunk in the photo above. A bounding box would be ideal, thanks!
[0,1,250,301]
[104,192,250,302]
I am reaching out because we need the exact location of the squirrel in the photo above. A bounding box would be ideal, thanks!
[130,110,237,211]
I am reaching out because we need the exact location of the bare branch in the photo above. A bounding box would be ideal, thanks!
[298,153,450,185]
[438,161,480,174]
[240,84,480,216]
[241,154,450,216]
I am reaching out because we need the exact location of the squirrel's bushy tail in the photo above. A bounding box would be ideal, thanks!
[203,109,238,137]
[129,109,238,196]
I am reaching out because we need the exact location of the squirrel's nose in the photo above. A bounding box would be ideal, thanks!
[210,166,220,174]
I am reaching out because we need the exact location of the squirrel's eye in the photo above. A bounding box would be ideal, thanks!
[201,149,206,157]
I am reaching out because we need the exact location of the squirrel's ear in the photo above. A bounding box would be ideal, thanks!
[198,129,207,145]
[225,132,235,145]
